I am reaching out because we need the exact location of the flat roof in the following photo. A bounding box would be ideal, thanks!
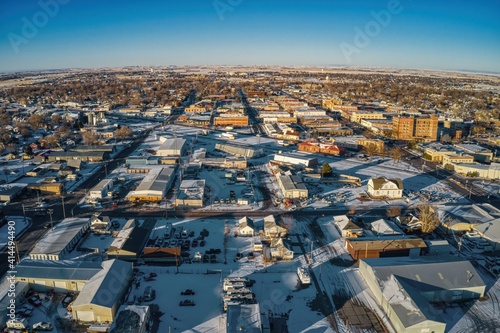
[346,236,427,251]
[158,138,186,151]
[30,218,89,256]
[279,174,307,191]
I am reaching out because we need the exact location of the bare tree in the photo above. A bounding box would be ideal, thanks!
[416,204,440,233]
[81,130,100,145]
[389,146,404,164]
[386,206,402,218]
[362,143,378,160]
[27,113,44,130]
[114,126,134,142]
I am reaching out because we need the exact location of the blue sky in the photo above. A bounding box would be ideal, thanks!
[0,0,499,72]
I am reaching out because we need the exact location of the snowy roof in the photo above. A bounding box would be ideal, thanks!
[136,167,175,193]
[334,215,362,231]
[178,179,205,200]
[238,217,254,229]
[158,138,186,152]
[16,259,102,281]
[30,218,89,256]
[346,236,426,251]
[110,305,150,333]
[369,177,403,190]
[370,219,404,236]
[226,304,262,333]
[72,259,133,309]
[364,257,486,292]
[474,218,500,243]
[109,227,149,255]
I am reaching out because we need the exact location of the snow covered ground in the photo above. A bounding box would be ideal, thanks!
[0,216,31,251]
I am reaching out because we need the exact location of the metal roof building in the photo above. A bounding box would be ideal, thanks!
[72,259,133,323]
[359,257,486,333]
[276,174,308,199]
[176,179,205,207]
[15,259,102,292]
[126,167,176,202]
[29,217,91,261]
[157,138,186,156]
[215,143,264,158]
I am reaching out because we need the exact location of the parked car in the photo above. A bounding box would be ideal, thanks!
[28,296,42,307]
[192,240,198,247]
[32,321,53,331]
[181,289,195,295]
[62,295,73,308]
[199,240,205,247]
[179,300,195,306]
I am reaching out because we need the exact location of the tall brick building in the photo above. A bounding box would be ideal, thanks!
[392,115,438,142]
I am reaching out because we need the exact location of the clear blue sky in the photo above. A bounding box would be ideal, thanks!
[0,0,499,73]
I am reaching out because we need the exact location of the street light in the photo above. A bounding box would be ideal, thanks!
[48,209,54,228]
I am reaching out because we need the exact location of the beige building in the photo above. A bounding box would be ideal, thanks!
[350,112,386,123]
[175,179,205,207]
[72,260,133,323]
[367,177,403,199]
[442,154,475,167]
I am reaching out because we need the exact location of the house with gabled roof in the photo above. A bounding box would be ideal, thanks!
[333,215,363,238]
[263,215,287,238]
[367,177,403,199]
[238,217,255,237]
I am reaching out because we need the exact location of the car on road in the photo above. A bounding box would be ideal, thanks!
[32,321,53,331]
[181,289,195,295]
[179,300,195,306]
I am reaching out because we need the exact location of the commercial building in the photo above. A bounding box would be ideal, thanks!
[214,115,249,127]
[126,167,176,202]
[273,153,318,168]
[367,177,403,199]
[358,138,385,154]
[215,143,264,158]
[345,236,426,260]
[72,259,133,323]
[89,178,114,200]
[473,218,500,251]
[71,145,116,154]
[44,151,109,162]
[392,115,438,142]
[350,111,386,123]
[442,154,475,168]
[297,142,344,156]
[359,257,486,333]
[452,162,500,179]
[0,184,26,203]
[276,174,308,199]
[226,304,265,333]
[107,225,150,261]
[157,138,186,156]
[29,218,91,261]
[423,143,460,162]
[455,144,494,163]
[175,179,205,207]
[15,260,102,292]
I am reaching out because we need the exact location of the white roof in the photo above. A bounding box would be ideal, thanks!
[30,218,89,256]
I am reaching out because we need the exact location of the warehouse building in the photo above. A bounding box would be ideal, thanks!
[110,305,151,333]
[126,167,176,202]
[29,217,91,261]
[276,174,308,199]
[44,151,109,162]
[345,236,426,260]
[359,257,486,333]
[176,179,205,207]
[72,259,133,323]
[70,145,116,154]
[215,143,264,158]
[27,181,64,195]
[15,259,103,292]
[0,281,30,325]
[107,225,150,261]
[157,138,186,156]
[0,184,26,203]
[273,153,318,168]
[89,178,114,200]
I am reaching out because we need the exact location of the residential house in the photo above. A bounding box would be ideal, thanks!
[333,215,363,238]
[238,217,255,237]
[367,177,403,199]
[263,215,287,238]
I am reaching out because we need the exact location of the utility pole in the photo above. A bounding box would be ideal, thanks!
[48,209,54,228]
[22,204,26,223]
[61,194,66,219]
